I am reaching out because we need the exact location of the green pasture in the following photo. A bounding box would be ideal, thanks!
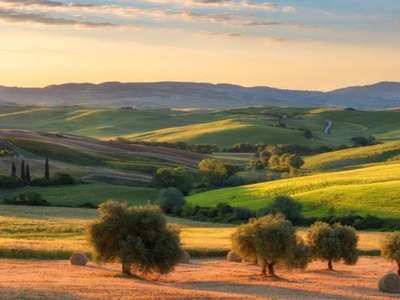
[0,184,158,207]
[187,162,400,218]
[1,106,400,149]
[303,141,400,171]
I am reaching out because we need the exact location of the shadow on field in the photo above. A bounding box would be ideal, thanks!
[177,280,364,300]
[307,269,359,279]
[0,287,94,300]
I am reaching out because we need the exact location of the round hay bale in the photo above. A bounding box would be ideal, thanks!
[378,273,400,293]
[227,251,242,262]
[180,251,190,264]
[70,252,88,266]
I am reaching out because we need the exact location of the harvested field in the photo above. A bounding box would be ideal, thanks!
[0,257,398,299]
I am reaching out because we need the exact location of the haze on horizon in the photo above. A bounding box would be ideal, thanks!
[1,0,400,91]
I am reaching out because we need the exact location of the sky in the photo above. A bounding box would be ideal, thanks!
[0,0,400,91]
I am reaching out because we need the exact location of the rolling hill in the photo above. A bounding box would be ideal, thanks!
[1,81,400,109]
[187,161,400,218]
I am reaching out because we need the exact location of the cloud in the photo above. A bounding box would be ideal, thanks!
[261,36,286,44]
[282,6,295,13]
[243,21,280,26]
[0,8,115,28]
[198,31,241,39]
[241,1,276,10]
[178,11,233,22]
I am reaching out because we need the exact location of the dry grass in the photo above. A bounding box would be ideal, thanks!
[0,257,399,299]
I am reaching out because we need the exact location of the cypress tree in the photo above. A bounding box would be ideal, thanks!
[21,160,25,180]
[26,164,31,182]
[45,158,50,180]
[11,162,17,178]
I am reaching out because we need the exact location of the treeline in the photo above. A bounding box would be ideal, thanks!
[115,137,219,154]
[0,158,80,188]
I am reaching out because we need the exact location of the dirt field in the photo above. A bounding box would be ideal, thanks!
[0,257,398,299]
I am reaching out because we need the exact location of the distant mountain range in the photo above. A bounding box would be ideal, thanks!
[1,81,400,109]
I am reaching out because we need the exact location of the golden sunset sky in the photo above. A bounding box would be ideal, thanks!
[1,0,400,90]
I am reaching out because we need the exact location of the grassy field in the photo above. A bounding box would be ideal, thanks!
[1,106,400,149]
[187,162,400,218]
[0,205,389,261]
[303,141,400,171]
[0,184,158,207]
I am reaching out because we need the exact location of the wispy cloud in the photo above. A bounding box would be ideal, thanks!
[243,21,280,26]
[198,31,242,39]
[0,8,115,28]
[282,6,295,13]
[241,1,276,10]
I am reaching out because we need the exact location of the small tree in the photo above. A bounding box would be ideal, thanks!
[11,162,17,178]
[151,167,193,195]
[89,200,182,276]
[381,231,400,275]
[231,214,310,277]
[45,158,50,180]
[155,187,186,215]
[307,222,358,270]
[25,164,31,182]
[198,158,228,186]
[20,160,25,180]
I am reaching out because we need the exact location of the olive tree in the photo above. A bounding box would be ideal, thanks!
[257,195,303,225]
[231,214,311,277]
[381,231,400,275]
[89,200,182,276]
[307,221,358,270]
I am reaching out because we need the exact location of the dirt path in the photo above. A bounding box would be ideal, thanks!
[0,257,398,299]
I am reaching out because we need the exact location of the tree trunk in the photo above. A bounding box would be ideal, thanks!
[397,263,400,276]
[328,260,333,270]
[267,263,275,277]
[261,261,267,276]
[122,262,132,275]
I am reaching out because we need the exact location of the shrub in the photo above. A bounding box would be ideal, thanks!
[231,214,310,277]
[381,231,400,276]
[3,192,50,206]
[155,187,186,215]
[257,196,303,225]
[89,200,182,276]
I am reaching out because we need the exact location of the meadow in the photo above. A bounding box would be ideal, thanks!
[0,205,388,260]
[1,106,400,149]
[187,161,400,218]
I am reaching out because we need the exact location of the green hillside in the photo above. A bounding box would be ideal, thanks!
[187,162,400,218]
[303,141,400,171]
[1,106,400,149]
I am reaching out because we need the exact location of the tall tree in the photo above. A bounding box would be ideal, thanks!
[20,160,25,180]
[45,158,50,180]
[11,161,17,178]
[25,164,31,182]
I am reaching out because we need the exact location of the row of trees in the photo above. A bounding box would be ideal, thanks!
[88,201,400,278]
[231,214,358,276]
[11,158,50,182]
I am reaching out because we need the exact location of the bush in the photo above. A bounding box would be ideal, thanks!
[89,200,182,276]
[155,187,186,215]
[0,175,25,188]
[3,192,50,206]
[231,214,310,277]
[257,196,303,225]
